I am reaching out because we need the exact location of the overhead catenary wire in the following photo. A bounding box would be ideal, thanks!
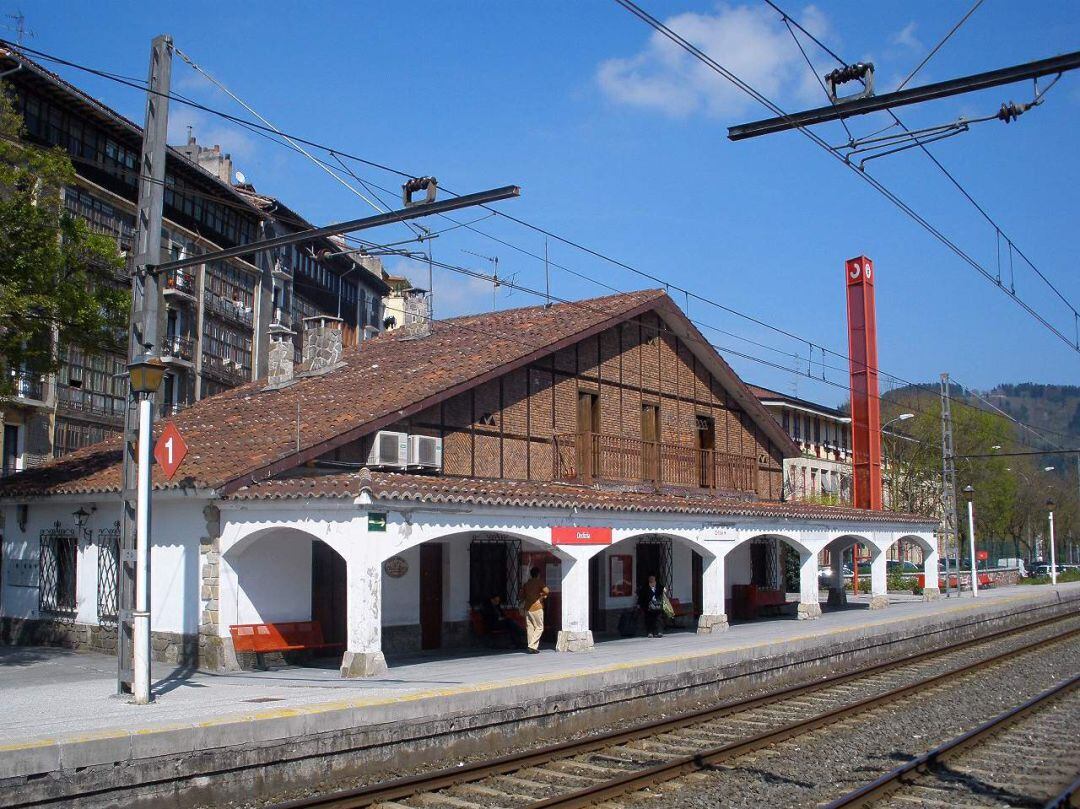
[761,1,1080,328]
[6,39,1065,449]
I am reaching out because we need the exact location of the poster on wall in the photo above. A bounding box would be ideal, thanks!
[609,554,633,597]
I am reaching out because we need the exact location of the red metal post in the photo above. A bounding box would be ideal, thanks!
[846,256,883,511]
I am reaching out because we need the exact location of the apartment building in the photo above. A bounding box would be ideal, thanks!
[0,47,388,474]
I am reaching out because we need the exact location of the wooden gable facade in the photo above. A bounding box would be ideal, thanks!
[333,309,786,500]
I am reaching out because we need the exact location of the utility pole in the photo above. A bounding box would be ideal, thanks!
[940,373,960,597]
[118,34,171,696]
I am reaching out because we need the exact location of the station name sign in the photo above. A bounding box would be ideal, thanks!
[551,526,612,546]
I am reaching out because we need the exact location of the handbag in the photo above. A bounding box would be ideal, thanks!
[661,593,675,619]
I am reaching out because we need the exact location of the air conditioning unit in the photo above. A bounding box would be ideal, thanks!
[367,431,408,469]
[408,435,442,470]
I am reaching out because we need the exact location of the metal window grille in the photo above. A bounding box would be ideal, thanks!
[637,536,673,594]
[469,535,523,608]
[750,537,780,589]
[39,522,78,614]
[97,521,121,624]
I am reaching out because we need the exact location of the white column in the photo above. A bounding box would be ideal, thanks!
[557,546,594,652]
[697,551,728,633]
[340,553,387,678]
[922,543,940,600]
[869,547,889,610]
[797,548,821,620]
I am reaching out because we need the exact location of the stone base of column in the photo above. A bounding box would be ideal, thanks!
[922,586,941,602]
[869,594,890,610]
[339,650,388,678]
[797,601,822,620]
[826,586,847,607]
[696,613,729,634]
[555,630,593,652]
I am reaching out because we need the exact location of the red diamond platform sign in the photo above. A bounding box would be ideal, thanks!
[154,422,188,480]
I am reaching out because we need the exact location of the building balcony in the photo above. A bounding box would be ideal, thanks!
[201,353,249,386]
[553,432,758,494]
[7,371,47,407]
[162,335,196,365]
[163,269,197,302]
[64,197,135,252]
[55,384,125,424]
[203,290,254,328]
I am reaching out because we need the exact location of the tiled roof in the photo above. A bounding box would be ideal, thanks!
[0,290,667,498]
[229,470,937,525]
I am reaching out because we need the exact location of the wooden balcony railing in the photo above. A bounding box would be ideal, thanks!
[553,432,757,493]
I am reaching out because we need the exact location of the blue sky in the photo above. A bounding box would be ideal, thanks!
[11,1,1080,406]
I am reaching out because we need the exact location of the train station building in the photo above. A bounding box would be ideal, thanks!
[0,290,938,676]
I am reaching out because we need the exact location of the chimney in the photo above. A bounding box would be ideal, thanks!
[301,315,343,374]
[266,315,294,388]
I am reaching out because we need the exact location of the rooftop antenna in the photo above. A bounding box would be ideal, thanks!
[463,249,500,311]
[4,11,34,45]
[544,237,551,308]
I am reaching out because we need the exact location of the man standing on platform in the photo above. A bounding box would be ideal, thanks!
[520,567,549,654]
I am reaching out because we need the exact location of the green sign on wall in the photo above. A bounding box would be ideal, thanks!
[367,511,387,532]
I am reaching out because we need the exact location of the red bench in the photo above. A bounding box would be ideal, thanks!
[229,621,342,669]
[468,607,525,646]
[731,585,787,620]
[667,598,694,626]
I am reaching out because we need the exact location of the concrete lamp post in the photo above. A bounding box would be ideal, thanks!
[128,354,165,705]
[1046,498,1058,586]
[963,485,978,597]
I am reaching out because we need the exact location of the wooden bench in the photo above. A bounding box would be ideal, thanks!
[731,585,787,620]
[229,621,342,669]
[468,607,524,647]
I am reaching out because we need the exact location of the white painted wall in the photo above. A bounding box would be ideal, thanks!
[226,530,312,625]
[381,545,419,626]
[0,498,201,634]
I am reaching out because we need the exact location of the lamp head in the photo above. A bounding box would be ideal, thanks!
[72,507,89,529]
[1046,497,1055,510]
[898,413,914,421]
[128,354,166,395]
[962,484,974,502]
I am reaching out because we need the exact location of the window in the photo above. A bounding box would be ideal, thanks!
[782,410,790,433]
[39,524,78,614]
[97,521,121,624]
[54,420,121,457]
[792,411,801,440]
[814,417,821,444]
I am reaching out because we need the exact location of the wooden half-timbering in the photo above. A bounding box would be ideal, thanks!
[334,312,785,499]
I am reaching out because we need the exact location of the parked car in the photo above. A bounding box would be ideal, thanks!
[887,560,921,574]
[819,564,853,583]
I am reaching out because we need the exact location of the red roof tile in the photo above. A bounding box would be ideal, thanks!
[229,470,936,525]
[0,289,666,498]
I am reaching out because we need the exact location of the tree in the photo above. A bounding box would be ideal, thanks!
[0,85,128,396]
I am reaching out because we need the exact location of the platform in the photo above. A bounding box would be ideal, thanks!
[2,583,1078,808]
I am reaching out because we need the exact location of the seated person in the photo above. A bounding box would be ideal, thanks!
[481,594,525,647]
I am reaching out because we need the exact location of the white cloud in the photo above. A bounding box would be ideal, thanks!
[597,2,832,118]
[891,21,921,51]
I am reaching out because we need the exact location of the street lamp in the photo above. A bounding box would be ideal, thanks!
[127,353,165,705]
[1046,498,1058,586]
[963,485,978,597]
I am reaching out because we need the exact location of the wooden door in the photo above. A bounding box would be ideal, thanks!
[419,544,444,650]
[692,552,703,618]
[589,555,601,631]
[641,404,659,482]
[311,541,347,648]
[577,392,599,481]
[696,416,715,488]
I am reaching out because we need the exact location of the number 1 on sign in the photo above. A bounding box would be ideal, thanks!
[164,436,174,466]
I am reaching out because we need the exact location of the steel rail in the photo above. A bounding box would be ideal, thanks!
[1045,772,1080,809]
[526,626,1080,808]
[270,613,1078,809]
[821,672,1080,809]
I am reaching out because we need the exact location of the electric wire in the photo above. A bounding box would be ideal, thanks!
[761,1,1080,329]
[6,38,1067,448]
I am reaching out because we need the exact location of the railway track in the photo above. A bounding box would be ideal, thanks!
[824,672,1080,809]
[269,614,1080,809]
